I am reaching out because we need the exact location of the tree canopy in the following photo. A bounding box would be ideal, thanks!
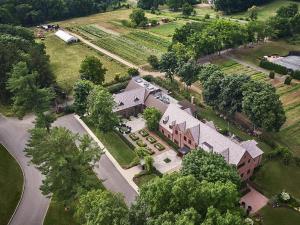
[143,107,162,131]
[25,127,102,205]
[73,79,95,116]
[76,189,129,225]
[87,85,119,132]
[80,56,107,85]
[0,0,123,26]
[129,173,241,225]
[181,150,241,187]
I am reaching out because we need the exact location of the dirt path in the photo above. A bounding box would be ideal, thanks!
[69,31,203,94]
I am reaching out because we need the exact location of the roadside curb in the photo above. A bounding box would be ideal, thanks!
[1,142,26,225]
[73,115,139,193]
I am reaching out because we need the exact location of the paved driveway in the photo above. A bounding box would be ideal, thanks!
[54,114,138,205]
[240,186,269,214]
[0,115,50,225]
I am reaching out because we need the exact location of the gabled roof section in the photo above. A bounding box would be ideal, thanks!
[113,88,145,112]
[240,140,264,159]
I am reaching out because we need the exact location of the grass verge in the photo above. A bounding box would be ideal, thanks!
[0,144,23,225]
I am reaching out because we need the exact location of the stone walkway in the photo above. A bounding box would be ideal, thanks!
[240,186,269,214]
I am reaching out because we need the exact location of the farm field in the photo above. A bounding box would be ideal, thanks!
[42,33,128,93]
[71,24,170,65]
[228,0,300,21]
[212,56,300,156]
[0,145,23,225]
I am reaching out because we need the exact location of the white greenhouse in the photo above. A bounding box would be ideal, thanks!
[55,30,78,43]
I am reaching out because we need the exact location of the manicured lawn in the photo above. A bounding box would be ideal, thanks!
[253,160,300,199]
[133,173,158,187]
[229,0,300,21]
[148,21,185,39]
[42,33,128,93]
[86,122,137,168]
[0,145,23,225]
[44,200,79,225]
[259,205,300,225]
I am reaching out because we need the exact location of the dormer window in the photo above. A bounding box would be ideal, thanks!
[169,125,173,129]
[134,96,139,102]
[163,116,169,124]
[118,102,124,106]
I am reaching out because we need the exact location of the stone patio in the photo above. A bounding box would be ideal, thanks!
[125,116,146,133]
[240,186,269,214]
[153,150,182,174]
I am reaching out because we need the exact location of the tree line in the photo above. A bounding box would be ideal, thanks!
[0,0,123,26]
[214,0,274,14]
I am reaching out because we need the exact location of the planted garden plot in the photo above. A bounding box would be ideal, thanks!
[74,25,170,65]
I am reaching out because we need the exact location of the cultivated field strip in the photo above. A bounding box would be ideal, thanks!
[73,25,170,65]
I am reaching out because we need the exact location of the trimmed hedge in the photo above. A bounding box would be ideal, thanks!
[259,59,288,75]
[106,81,129,93]
[154,143,165,151]
[155,130,179,150]
[137,140,147,147]
[115,130,136,150]
[129,133,139,141]
[138,129,149,137]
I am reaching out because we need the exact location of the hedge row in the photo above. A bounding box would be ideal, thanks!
[260,59,300,80]
[106,80,129,93]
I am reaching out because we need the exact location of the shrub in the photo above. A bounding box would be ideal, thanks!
[284,75,292,85]
[137,140,147,147]
[139,129,149,137]
[106,81,129,93]
[147,55,159,69]
[154,143,165,151]
[204,14,210,19]
[292,70,300,80]
[129,133,139,141]
[128,67,140,77]
[146,136,157,144]
[149,19,158,26]
[269,71,275,79]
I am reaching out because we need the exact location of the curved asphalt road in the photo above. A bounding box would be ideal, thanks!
[0,114,50,225]
[0,114,137,225]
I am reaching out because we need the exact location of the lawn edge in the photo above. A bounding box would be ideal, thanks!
[1,143,25,225]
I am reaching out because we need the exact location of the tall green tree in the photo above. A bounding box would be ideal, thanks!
[177,59,200,87]
[201,206,243,225]
[129,8,148,27]
[35,112,56,132]
[73,79,94,116]
[25,127,102,205]
[76,189,129,225]
[218,74,251,115]
[159,51,178,81]
[242,80,286,131]
[6,61,55,118]
[80,56,107,85]
[87,85,119,132]
[143,107,162,131]
[181,150,241,187]
[182,3,194,16]
[129,173,241,225]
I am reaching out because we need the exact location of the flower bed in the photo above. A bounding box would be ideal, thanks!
[137,140,147,147]
[139,129,149,137]
[129,133,139,141]
[146,136,157,144]
[146,147,155,155]
[154,143,165,151]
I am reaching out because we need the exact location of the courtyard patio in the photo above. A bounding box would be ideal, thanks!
[153,150,182,174]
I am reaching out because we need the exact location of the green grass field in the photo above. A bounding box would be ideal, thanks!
[86,121,137,168]
[134,173,158,187]
[44,200,79,225]
[42,33,128,93]
[0,145,23,225]
[253,160,300,199]
[229,0,300,21]
[259,205,300,225]
[72,25,170,65]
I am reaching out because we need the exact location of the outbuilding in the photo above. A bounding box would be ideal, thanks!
[55,30,78,43]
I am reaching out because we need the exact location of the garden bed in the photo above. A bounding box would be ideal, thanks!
[129,133,139,141]
[154,143,165,151]
[146,136,157,144]
[139,129,149,137]
[137,140,147,147]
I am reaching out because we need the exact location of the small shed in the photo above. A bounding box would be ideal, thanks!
[55,30,78,43]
